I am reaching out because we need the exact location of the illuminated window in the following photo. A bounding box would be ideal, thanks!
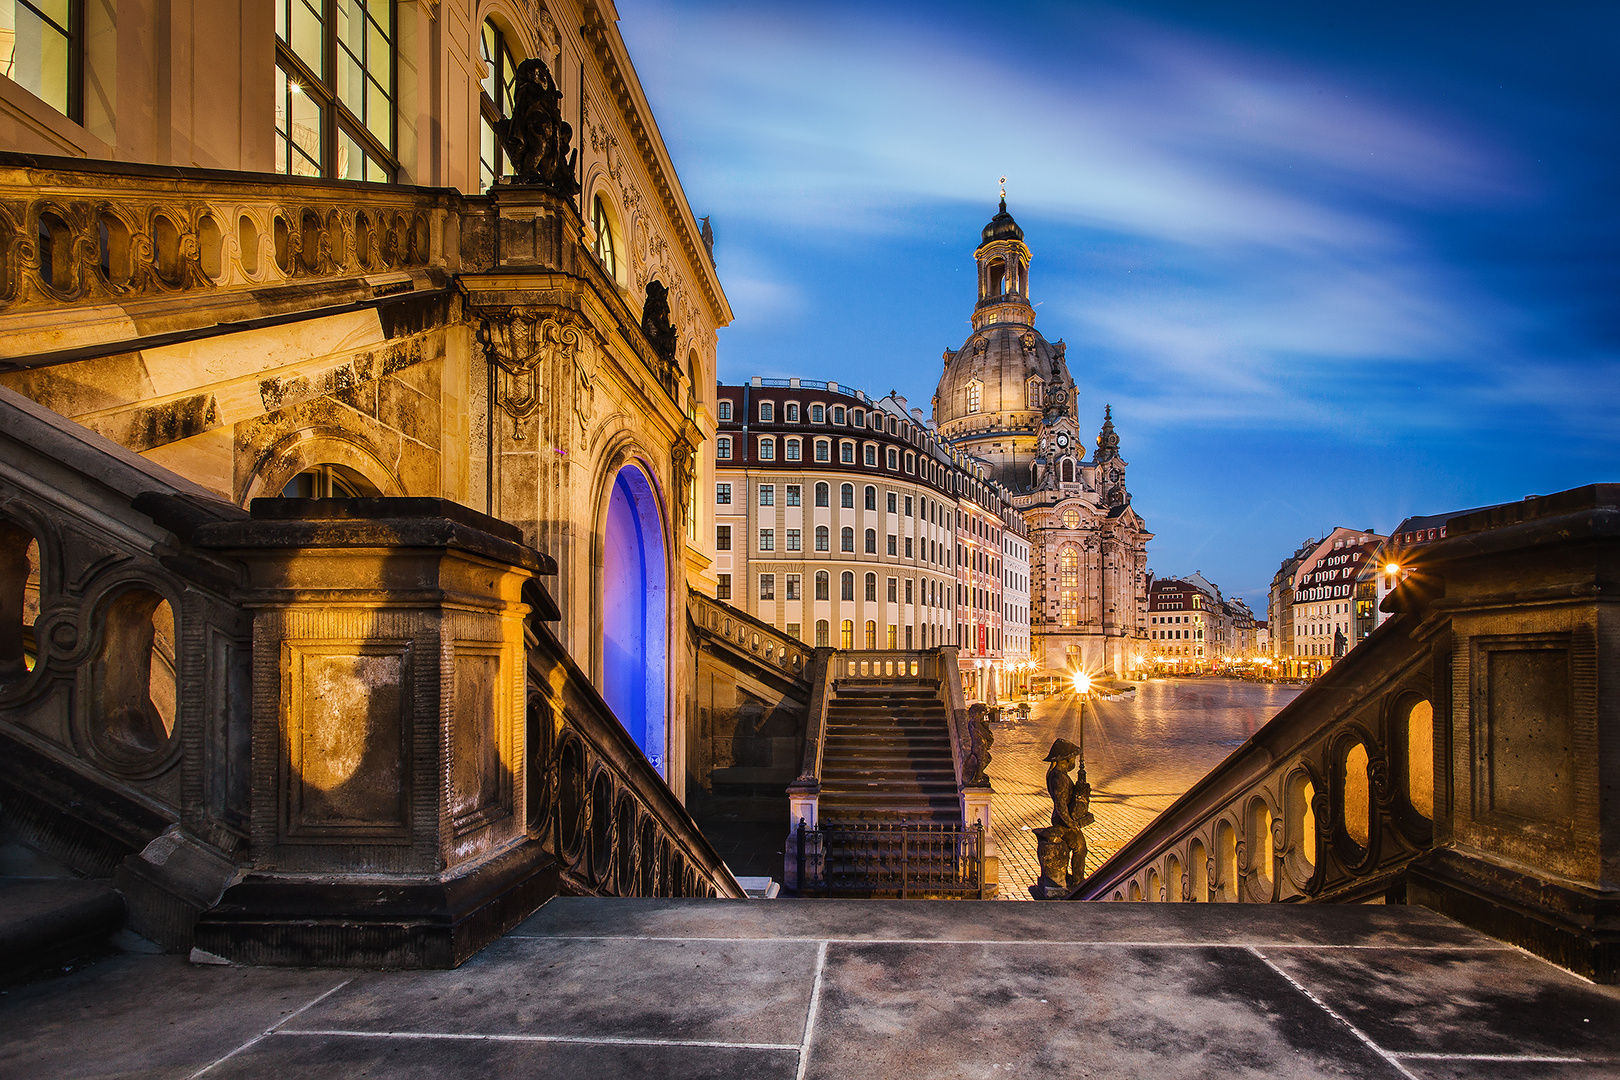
[1,0,77,120]
[276,0,396,181]
[865,620,877,649]
[478,19,517,190]
[967,381,982,413]
[1059,545,1080,627]
[841,620,854,649]
[281,463,380,498]
[1027,378,1042,409]
[592,194,617,279]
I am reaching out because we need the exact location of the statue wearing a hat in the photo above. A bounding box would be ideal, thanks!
[1030,738,1093,898]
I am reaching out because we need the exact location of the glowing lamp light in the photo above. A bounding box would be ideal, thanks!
[289,82,304,94]
[1385,563,1400,575]
[1072,671,1092,694]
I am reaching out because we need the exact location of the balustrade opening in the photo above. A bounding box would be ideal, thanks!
[0,522,39,684]
[1343,742,1370,849]
[90,589,177,762]
[1166,854,1182,902]
[1188,839,1207,902]
[1249,799,1275,898]
[1405,699,1434,820]
[1215,820,1238,902]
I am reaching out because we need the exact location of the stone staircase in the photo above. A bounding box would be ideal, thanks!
[817,681,961,825]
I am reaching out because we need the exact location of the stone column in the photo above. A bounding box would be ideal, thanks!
[191,497,557,968]
[1407,485,1620,981]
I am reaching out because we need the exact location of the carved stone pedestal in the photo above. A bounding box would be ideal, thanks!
[1404,486,1620,981]
[191,498,554,968]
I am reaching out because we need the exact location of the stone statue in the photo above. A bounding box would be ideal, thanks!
[699,216,715,264]
[1030,737,1093,899]
[964,703,993,785]
[640,279,678,367]
[494,57,579,196]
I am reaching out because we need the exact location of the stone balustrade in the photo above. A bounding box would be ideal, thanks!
[688,590,810,675]
[0,155,453,358]
[1071,484,1620,983]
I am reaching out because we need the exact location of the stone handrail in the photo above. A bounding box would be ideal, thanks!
[526,618,745,900]
[934,646,973,794]
[832,649,940,682]
[688,590,811,678]
[1066,485,1620,984]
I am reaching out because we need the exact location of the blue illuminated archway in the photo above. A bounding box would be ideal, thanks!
[600,462,667,773]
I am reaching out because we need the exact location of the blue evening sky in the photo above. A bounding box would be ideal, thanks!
[616,1,1619,614]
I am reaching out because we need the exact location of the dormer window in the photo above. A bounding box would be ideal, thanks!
[760,401,774,422]
[811,403,825,423]
[832,406,846,425]
[853,409,866,428]
[717,400,732,421]
[785,402,799,422]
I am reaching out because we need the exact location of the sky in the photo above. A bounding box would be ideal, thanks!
[615,0,1620,614]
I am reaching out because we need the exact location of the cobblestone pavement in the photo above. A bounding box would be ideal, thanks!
[988,677,1304,900]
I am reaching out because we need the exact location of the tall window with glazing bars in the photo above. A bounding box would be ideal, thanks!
[478,19,517,192]
[276,0,395,180]
[0,1,80,122]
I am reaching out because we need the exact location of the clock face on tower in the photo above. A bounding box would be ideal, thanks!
[1056,433,1069,448]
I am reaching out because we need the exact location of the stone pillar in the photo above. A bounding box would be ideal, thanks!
[962,786,1000,898]
[1407,485,1620,981]
[191,498,556,968]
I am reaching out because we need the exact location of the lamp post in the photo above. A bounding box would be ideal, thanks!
[1072,669,1091,763]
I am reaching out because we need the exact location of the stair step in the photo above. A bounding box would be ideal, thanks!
[0,879,124,984]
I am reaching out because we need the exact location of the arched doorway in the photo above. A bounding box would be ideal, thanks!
[601,463,668,773]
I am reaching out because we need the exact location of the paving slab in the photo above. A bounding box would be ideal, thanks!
[279,933,818,1046]
[0,953,347,1080]
[205,1032,798,1080]
[1258,945,1620,1062]
[805,941,1403,1080]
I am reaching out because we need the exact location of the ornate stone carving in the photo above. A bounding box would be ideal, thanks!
[495,58,579,196]
[485,313,581,439]
[640,279,678,368]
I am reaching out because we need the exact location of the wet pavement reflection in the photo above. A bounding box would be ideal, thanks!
[987,677,1304,900]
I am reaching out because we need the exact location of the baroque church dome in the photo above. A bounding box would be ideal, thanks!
[932,200,1080,493]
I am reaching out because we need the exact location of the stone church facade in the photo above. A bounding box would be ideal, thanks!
[931,202,1151,677]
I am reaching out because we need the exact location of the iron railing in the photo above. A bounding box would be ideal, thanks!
[795,820,987,899]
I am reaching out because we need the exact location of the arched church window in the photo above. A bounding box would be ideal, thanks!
[593,194,617,281]
[1027,378,1042,409]
[987,258,1006,296]
[282,463,380,498]
[478,19,518,191]
[1061,458,1074,484]
[967,381,982,414]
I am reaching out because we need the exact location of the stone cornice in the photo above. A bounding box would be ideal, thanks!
[578,2,731,328]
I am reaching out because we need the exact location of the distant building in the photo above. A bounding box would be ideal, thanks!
[1268,538,1319,661]
[1147,576,1219,672]
[1291,529,1384,671]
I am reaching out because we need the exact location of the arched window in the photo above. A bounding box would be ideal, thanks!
[967,381,982,414]
[841,484,854,508]
[593,194,618,281]
[815,526,829,551]
[864,529,877,554]
[815,440,830,462]
[841,527,854,552]
[886,448,898,470]
[815,482,829,506]
[1061,458,1074,484]
[1027,378,1042,409]
[478,20,518,190]
[811,404,825,423]
[841,441,855,464]
[785,438,801,461]
[864,573,877,602]
[717,399,732,421]
[815,571,829,600]
[864,486,876,510]
[864,621,877,649]
[281,463,381,498]
[840,571,854,601]
[840,620,854,649]
[832,406,846,425]
[986,257,1006,296]
[816,620,830,647]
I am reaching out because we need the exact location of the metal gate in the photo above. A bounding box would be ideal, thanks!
[795,821,987,899]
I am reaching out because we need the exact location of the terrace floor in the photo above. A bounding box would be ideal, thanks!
[3,898,1617,1079]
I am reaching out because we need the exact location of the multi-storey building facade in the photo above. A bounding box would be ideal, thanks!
[711,379,959,655]
[999,503,1032,669]
[1268,538,1319,660]
[1292,529,1384,670]
[929,201,1151,677]
[1147,577,1214,671]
